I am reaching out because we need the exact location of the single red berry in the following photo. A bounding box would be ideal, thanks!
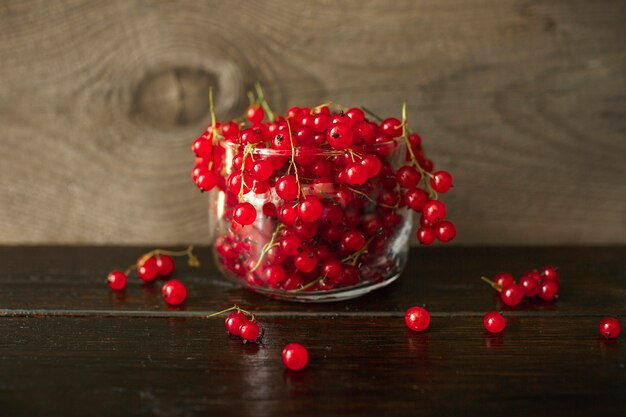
[345,108,365,123]
[246,104,265,124]
[500,284,524,306]
[416,226,435,245]
[341,229,366,252]
[233,202,257,225]
[321,260,343,281]
[192,136,213,157]
[327,123,353,149]
[298,195,323,223]
[494,272,515,288]
[522,270,542,282]
[598,317,621,339]
[240,128,262,145]
[430,171,453,193]
[282,343,309,371]
[434,221,456,243]
[195,172,218,192]
[519,275,540,297]
[540,265,559,282]
[396,166,420,189]
[539,280,559,301]
[265,264,287,285]
[276,175,299,200]
[107,270,127,291]
[225,311,248,336]
[138,256,159,282]
[360,154,381,178]
[408,133,422,147]
[405,306,431,332]
[380,117,402,138]
[405,188,429,212]
[294,250,318,273]
[313,113,330,132]
[277,203,298,225]
[422,200,446,223]
[221,121,239,140]
[240,321,260,342]
[161,279,187,306]
[345,163,368,185]
[251,160,274,181]
[483,312,506,333]
[156,255,175,277]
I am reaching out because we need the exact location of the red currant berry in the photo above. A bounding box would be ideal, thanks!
[519,275,540,297]
[500,284,524,306]
[277,203,298,225]
[494,272,515,288]
[276,175,299,200]
[107,270,127,291]
[321,260,343,281]
[280,234,302,256]
[360,154,381,178]
[161,279,187,306]
[240,127,262,145]
[138,256,159,282]
[417,226,435,245]
[539,265,559,282]
[225,311,248,336]
[327,123,353,149]
[251,160,274,181]
[430,171,453,193]
[404,306,431,332]
[380,117,402,138]
[539,280,559,301]
[298,195,323,223]
[341,229,366,252]
[345,107,365,123]
[598,317,621,339]
[196,172,218,192]
[396,166,420,189]
[221,121,239,140]
[265,265,286,286]
[192,136,213,157]
[313,113,330,132]
[422,200,446,223]
[522,270,541,283]
[246,104,265,124]
[483,312,506,333]
[345,163,368,185]
[405,188,429,212]
[294,250,318,273]
[408,133,422,147]
[233,202,257,225]
[282,343,309,371]
[156,255,175,277]
[433,221,456,243]
[240,321,260,342]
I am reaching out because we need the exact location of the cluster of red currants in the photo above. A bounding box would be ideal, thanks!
[106,246,200,306]
[481,265,560,307]
[191,85,455,292]
[214,305,309,370]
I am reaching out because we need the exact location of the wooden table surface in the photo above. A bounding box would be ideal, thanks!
[0,246,624,416]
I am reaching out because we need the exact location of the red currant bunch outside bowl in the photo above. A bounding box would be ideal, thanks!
[191,85,455,302]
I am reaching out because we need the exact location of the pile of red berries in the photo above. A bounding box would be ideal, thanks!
[191,85,455,292]
[106,246,199,306]
[481,265,560,307]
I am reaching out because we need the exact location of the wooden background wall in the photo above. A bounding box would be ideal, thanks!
[0,0,624,245]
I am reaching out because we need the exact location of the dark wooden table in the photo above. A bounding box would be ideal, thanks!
[0,246,624,416]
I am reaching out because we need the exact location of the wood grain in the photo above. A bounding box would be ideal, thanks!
[0,0,625,244]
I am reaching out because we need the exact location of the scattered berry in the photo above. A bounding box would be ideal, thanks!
[598,317,621,339]
[282,343,309,371]
[162,280,187,306]
[405,306,431,332]
[107,271,127,291]
[240,321,260,342]
[483,312,506,333]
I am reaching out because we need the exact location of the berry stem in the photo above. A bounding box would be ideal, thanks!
[341,232,380,266]
[254,82,275,122]
[293,275,326,292]
[206,304,256,322]
[249,224,285,273]
[361,106,383,122]
[346,186,398,209]
[286,120,303,199]
[136,245,200,269]
[481,276,502,292]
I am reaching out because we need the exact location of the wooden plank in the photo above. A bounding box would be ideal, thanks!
[0,316,623,416]
[0,246,624,315]
[0,0,625,245]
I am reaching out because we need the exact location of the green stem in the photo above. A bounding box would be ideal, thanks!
[254,82,275,122]
[481,276,502,292]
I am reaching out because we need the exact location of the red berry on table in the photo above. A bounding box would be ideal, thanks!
[298,195,323,223]
[240,321,260,342]
[493,272,515,289]
[483,312,506,333]
[327,123,354,149]
[161,279,187,306]
[433,221,456,243]
[422,200,446,223]
[416,226,436,245]
[405,306,431,332]
[233,202,257,226]
[156,255,175,277]
[500,284,524,306]
[522,270,541,283]
[246,104,265,124]
[598,317,621,339]
[138,256,159,282]
[430,171,453,193]
[539,280,559,301]
[225,311,248,336]
[519,275,540,297]
[275,175,300,200]
[539,265,559,282]
[107,270,127,291]
[282,343,309,371]
[396,166,420,189]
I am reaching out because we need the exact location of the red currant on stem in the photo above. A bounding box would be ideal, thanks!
[493,272,514,288]
[480,276,523,306]
[209,304,262,343]
[539,280,559,301]
[483,312,506,333]
[282,343,309,371]
[405,306,431,332]
[598,317,621,339]
[539,265,559,282]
